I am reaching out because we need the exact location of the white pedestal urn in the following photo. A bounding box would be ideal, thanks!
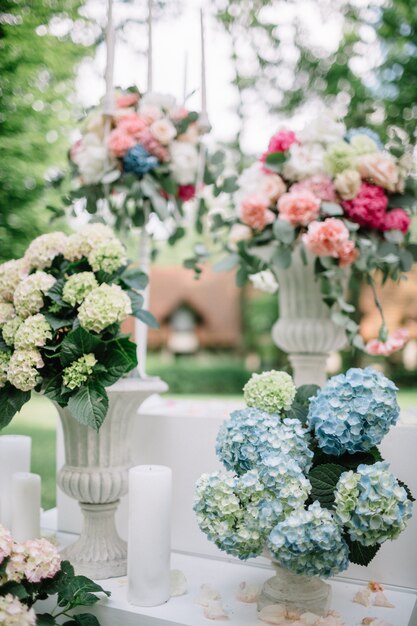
[56,377,168,580]
[272,248,347,388]
[258,563,331,616]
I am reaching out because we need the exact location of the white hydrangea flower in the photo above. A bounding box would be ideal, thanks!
[13,272,56,318]
[14,314,52,350]
[78,283,132,333]
[0,594,36,626]
[72,132,114,184]
[0,524,13,563]
[169,141,199,185]
[23,232,67,270]
[7,349,44,391]
[0,352,11,388]
[22,537,61,583]
[64,224,117,262]
[88,239,127,274]
[283,143,326,181]
[249,270,278,294]
[62,272,98,307]
[0,259,27,302]
[2,316,23,346]
[0,302,16,325]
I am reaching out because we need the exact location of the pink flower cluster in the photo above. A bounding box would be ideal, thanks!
[365,328,409,356]
[0,525,13,564]
[240,194,275,231]
[278,190,321,226]
[1,527,61,584]
[342,182,410,233]
[302,218,358,267]
[291,175,337,202]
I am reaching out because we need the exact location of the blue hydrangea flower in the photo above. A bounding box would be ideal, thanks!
[267,502,350,578]
[345,127,384,150]
[258,454,311,514]
[123,144,159,176]
[307,367,399,456]
[334,462,413,546]
[216,408,313,475]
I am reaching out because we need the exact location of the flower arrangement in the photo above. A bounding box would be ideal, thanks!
[201,111,417,352]
[0,525,109,626]
[195,368,414,578]
[66,89,209,237]
[0,225,156,430]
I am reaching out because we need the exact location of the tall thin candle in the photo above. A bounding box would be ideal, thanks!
[104,0,115,114]
[0,435,31,529]
[12,473,41,542]
[147,0,153,92]
[182,52,188,104]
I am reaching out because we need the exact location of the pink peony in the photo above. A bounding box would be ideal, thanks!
[338,239,359,267]
[291,175,337,202]
[138,129,170,162]
[379,208,411,234]
[302,218,357,266]
[365,328,409,356]
[260,173,287,202]
[278,190,321,226]
[0,525,13,564]
[116,113,148,138]
[178,184,196,201]
[116,93,140,108]
[22,538,61,583]
[240,194,275,231]
[266,130,298,153]
[341,182,388,229]
[107,128,135,157]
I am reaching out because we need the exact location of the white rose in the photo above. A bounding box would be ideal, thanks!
[334,169,361,200]
[140,92,177,113]
[228,224,252,249]
[283,144,326,181]
[72,133,115,185]
[298,109,346,145]
[150,118,177,145]
[260,174,286,202]
[249,270,278,294]
[169,141,199,185]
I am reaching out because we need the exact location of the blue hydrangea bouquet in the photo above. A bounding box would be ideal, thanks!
[194,368,413,580]
[0,226,156,430]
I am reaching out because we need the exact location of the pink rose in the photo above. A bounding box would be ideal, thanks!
[302,218,358,268]
[260,173,287,202]
[116,113,148,138]
[138,129,170,162]
[338,240,359,267]
[278,190,321,226]
[240,194,275,231]
[116,93,140,108]
[178,184,196,201]
[341,182,388,229]
[357,152,399,191]
[379,208,411,234]
[107,128,135,157]
[291,175,337,202]
[366,328,409,356]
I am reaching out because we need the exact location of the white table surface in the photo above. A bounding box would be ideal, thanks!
[40,517,417,626]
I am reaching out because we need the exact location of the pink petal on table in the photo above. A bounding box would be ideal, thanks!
[353,588,371,606]
[373,591,395,608]
[196,584,221,606]
[258,604,289,624]
[203,600,229,620]
[236,581,261,603]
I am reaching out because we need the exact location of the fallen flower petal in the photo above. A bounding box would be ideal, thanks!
[196,584,221,606]
[170,569,187,597]
[258,604,288,624]
[203,600,229,620]
[236,581,261,603]
[368,581,384,592]
[373,591,395,608]
[353,588,371,607]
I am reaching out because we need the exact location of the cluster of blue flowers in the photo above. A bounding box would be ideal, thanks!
[268,502,350,578]
[216,408,313,475]
[123,145,159,176]
[345,127,384,150]
[307,367,399,456]
[335,462,413,546]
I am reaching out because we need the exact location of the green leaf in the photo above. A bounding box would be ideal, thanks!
[407,243,417,262]
[44,311,72,331]
[213,254,239,272]
[264,151,286,172]
[295,384,320,405]
[60,327,102,367]
[127,290,145,316]
[273,219,295,244]
[67,381,109,430]
[70,615,101,626]
[286,404,309,425]
[134,308,159,329]
[271,246,292,270]
[221,176,239,194]
[398,479,415,502]
[308,463,346,509]
[399,249,414,272]
[36,614,56,626]
[121,269,148,291]
[346,537,381,566]
[321,202,344,216]
[0,385,31,430]
[97,338,138,386]
[47,279,66,306]
[41,373,65,404]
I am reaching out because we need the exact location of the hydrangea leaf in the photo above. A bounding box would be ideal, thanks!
[59,327,102,367]
[134,308,159,329]
[120,268,148,291]
[67,381,108,431]
[309,463,346,509]
[345,537,381,567]
[0,384,31,430]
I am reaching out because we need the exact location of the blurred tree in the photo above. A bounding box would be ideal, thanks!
[214,0,417,151]
[0,1,93,261]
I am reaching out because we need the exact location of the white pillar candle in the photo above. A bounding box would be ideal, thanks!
[103,0,115,114]
[0,435,31,530]
[12,473,41,542]
[200,9,207,115]
[128,465,172,607]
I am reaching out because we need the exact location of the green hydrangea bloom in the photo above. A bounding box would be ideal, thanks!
[324,141,356,175]
[0,302,16,325]
[88,239,127,274]
[62,353,97,390]
[243,370,296,414]
[0,259,27,302]
[350,134,379,156]
[23,232,67,271]
[14,314,52,350]
[62,272,98,307]
[78,284,132,333]
[7,350,43,392]
[0,351,11,388]
[2,316,23,346]
[13,272,56,319]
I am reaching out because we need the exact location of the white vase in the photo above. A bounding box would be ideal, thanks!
[272,248,347,387]
[56,377,167,580]
[258,563,331,616]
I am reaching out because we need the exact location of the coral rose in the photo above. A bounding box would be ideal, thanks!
[116,93,140,108]
[357,152,399,192]
[366,328,409,356]
[341,182,388,229]
[107,128,135,157]
[116,113,148,138]
[278,190,321,226]
[338,240,359,267]
[139,129,170,162]
[240,194,275,231]
[291,175,337,202]
[379,208,411,234]
[334,170,361,200]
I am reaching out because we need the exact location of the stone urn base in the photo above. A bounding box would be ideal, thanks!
[258,564,331,616]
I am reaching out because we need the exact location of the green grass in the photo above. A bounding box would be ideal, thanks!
[3,390,417,511]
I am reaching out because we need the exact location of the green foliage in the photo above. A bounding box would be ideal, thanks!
[345,537,381,567]
[0,1,92,262]
[308,463,347,509]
